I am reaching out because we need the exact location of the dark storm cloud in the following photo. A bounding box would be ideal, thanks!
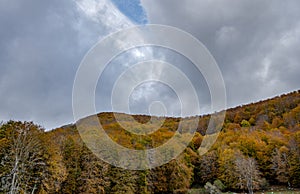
[141,0,300,107]
[0,0,123,129]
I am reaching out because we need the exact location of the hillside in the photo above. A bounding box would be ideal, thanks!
[0,90,299,193]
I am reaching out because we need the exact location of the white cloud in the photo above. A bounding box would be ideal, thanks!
[75,0,131,30]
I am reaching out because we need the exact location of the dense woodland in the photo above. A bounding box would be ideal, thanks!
[0,90,300,193]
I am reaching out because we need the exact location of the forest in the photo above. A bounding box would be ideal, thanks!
[0,90,299,193]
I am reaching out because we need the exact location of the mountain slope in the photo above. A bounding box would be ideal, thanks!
[0,90,299,193]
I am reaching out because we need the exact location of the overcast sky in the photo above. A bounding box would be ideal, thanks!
[0,0,299,129]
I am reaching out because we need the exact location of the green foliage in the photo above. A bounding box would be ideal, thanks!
[241,119,251,127]
[213,179,226,191]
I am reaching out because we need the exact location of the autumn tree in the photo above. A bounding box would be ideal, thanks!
[218,148,240,190]
[61,136,83,194]
[78,146,110,193]
[288,133,300,187]
[0,121,46,194]
[148,151,194,193]
[235,156,264,194]
[271,146,290,185]
[195,150,218,185]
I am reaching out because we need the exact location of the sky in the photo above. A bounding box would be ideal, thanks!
[0,0,299,130]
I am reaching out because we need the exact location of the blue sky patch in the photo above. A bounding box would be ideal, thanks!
[111,0,148,24]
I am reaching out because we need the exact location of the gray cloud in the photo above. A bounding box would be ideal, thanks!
[1,0,300,129]
[141,0,300,107]
[0,0,133,129]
